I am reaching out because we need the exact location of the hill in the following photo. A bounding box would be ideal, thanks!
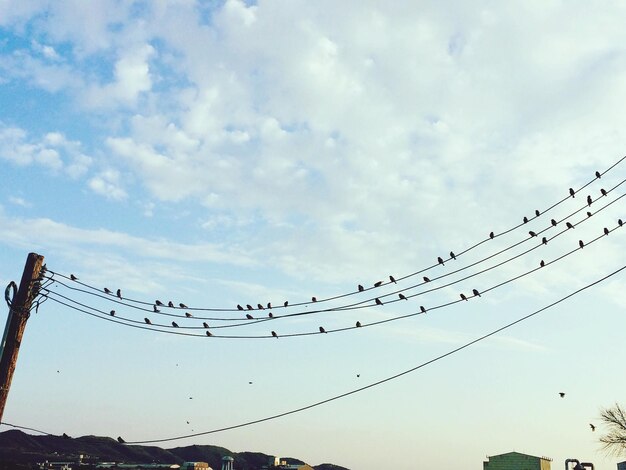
[0,429,350,470]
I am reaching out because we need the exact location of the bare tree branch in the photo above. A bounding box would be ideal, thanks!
[599,402,626,457]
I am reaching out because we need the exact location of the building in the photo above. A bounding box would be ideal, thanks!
[181,464,210,470]
[617,461,626,470]
[484,452,552,470]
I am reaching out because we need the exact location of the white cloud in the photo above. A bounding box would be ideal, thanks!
[8,196,31,208]
[88,169,127,201]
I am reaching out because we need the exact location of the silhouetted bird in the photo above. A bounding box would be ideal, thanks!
[155,300,163,306]
[399,293,407,300]
[586,211,592,217]
[587,195,592,206]
[437,256,444,266]
[551,219,557,227]
[460,293,468,301]
[423,276,430,283]
[542,237,548,245]
[601,188,607,196]
[168,301,174,307]
[62,433,70,439]
[257,303,264,309]
[117,436,125,444]
[246,304,254,310]
[153,305,160,313]
[579,240,584,249]
[203,322,209,328]
[420,306,427,313]
[529,230,537,237]
[237,304,244,311]
[540,260,545,267]
[70,274,78,281]
[389,275,397,283]
[185,312,192,318]
[319,326,326,333]
[595,170,601,178]
[450,251,456,260]
[172,322,179,328]
[144,318,151,325]
[375,298,383,306]
[104,288,112,294]
[268,312,274,318]
[179,303,188,308]
[356,321,361,327]
[566,222,574,229]
[110,310,115,316]
[116,289,122,299]
[590,423,596,431]
[246,314,253,320]
[374,281,383,287]
[559,392,565,398]
[620,219,624,227]
[312,297,317,302]
[284,300,289,307]
[206,331,212,337]
[604,227,609,235]
[357,374,360,378]
[272,331,278,338]
[523,216,528,224]
[569,188,575,197]
[267,302,272,309]
[535,209,540,216]
[489,231,495,239]
[358,284,364,292]
[472,289,480,297]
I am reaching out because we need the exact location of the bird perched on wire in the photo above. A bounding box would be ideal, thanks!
[312,296,317,302]
[206,331,212,337]
[420,306,427,313]
[246,304,254,310]
[437,256,444,266]
[535,209,540,216]
[153,305,160,313]
[620,219,624,227]
[268,312,274,318]
[144,318,151,325]
[155,300,164,306]
[375,298,383,306]
[489,231,495,239]
[374,281,383,287]
[356,321,361,327]
[423,276,431,283]
[116,289,122,299]
[267,302,272,309]
[399,293,407,300]
[540,260,545,267]
[358,284,364,292]
[566,222,574,229]
[319,326,326,333]
[104,287,112,294]
[551,219,557,227]
[600,188,607,196]
[472,289,480,297]
[237,304,244,311]
[389,275,397,283]
[604,227,609,235]
[185,312,192,318]
[246,313,253,320]
[595,170,601,178]
[460,293,468,301]
[110,310,115,316]
[284,300,289,307]
[569,188,575,197]
[179,303,188,309]
[449,251,456,260]
[257,303,264,310]
[542,237,548,245]
[523,216,529,224]
[167,301,174,308]
[579,240,585,249]
[203,322,209,328]
[587,195,593,206]
[271,331,278,338]
[70,274,78,281]
[529,230,537,237]
[172,322,179,328]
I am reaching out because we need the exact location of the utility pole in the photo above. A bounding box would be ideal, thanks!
[0,252,45,422]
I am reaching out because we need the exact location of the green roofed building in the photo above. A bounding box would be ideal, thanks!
[483,452,552,470]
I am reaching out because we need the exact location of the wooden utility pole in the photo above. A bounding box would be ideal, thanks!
[0,252,45,422]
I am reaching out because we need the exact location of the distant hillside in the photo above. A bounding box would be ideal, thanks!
[0,429,350,470]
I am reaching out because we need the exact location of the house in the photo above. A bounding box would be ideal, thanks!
[484,451,552,470]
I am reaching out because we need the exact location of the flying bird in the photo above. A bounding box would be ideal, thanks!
[312,297,317,302]
[246,313,253,320]
[104,288,112,294]
[257,304,264,309]
[389,275,397,283]
[375,298,383,306]
[579,240,584,249]
[523,216,529,224]
[203,322,209,328]
[559,392,565,398]
[179,303,188,309]
[420,306,427,313]
[271,331,278,338]
[246,304,254,310]
[117,436,125,444]
[155,300,164,306]
[472,289,480,297]
[535,209,540,216]
[144,318,151,325]
[70,274,78,281]
[358,284,364,292]
[540,260,545,267]
[587,195,592,206]
[489,231,495,239]
[566,222,574,229]
[542,237,548,245]
[569,187,575,197]
[551,219,557,227]
[374,281,383,287]
[319,326,326,333]
[168,301,174,308]
[437,256,444,266]
[604,227,609,235]
[399,293,407,300]
[356,321,361,327]
[590,423,596,431]
[110,310,115,316]
[460,293,468,301]
[450,251,456,260]
[237,304,244,311]
[595,170,601,178]
[529,230,537,237]
[172,322,179,328]
[423,276,431,283]
[116,289,122,299]
[153,305,160,313]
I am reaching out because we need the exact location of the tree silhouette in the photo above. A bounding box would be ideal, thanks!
[599,403,626,456]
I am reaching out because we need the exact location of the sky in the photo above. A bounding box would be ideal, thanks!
[0,1,626,469]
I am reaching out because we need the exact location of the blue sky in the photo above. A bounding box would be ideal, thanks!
[1,1,626,469]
